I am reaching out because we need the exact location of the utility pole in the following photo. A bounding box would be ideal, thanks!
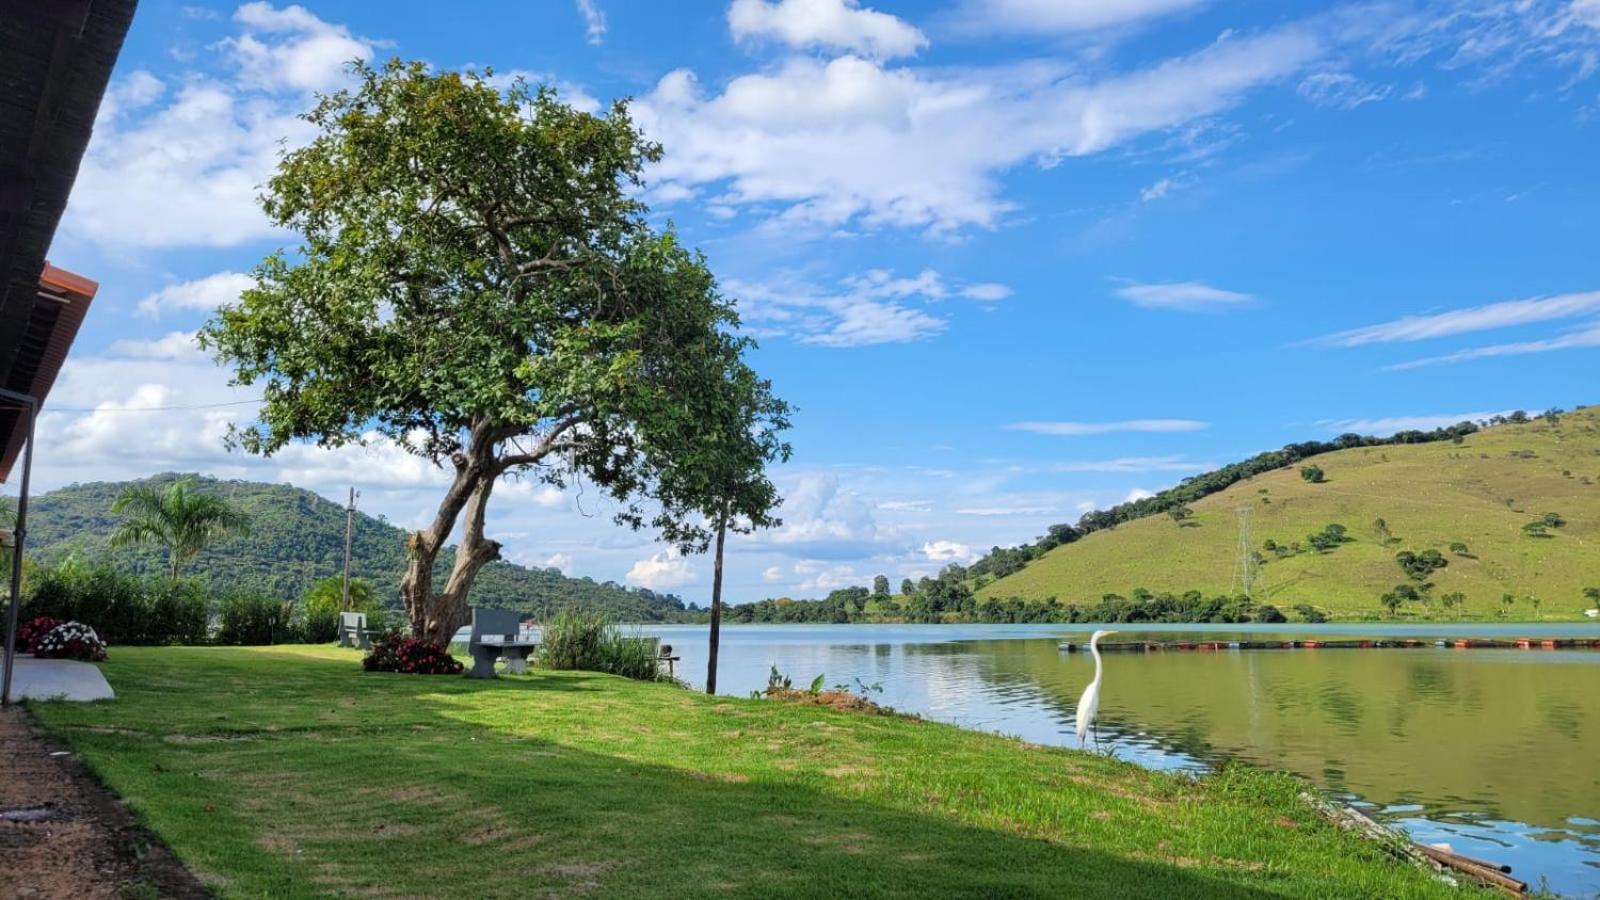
[342,487,359,612]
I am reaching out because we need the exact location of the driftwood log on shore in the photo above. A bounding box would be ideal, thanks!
[1300,793,1527,896]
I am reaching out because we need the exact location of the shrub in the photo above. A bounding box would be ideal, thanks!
[215,589,295,645]
[1299,465,1326,483]
[24,562,210,645]
[144,579,211,645]
[1255,604,1287,623]
[17,616,64,653]
[1293,603,1328,624]
[362,634,462,675]
[32,621,108,662]
[539,608,670,682]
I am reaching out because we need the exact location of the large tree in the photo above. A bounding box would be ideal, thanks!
[202,60,789,644]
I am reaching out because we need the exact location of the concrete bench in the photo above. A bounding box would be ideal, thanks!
[466,608,538,679]
[337,612,382,650]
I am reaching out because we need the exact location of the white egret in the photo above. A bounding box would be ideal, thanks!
[1074,629,1118,749]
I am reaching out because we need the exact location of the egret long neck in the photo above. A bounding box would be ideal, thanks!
[1089,636,1104,685]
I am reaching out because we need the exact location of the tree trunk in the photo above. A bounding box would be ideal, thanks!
[705,508,728,695]
[402,443,492,645]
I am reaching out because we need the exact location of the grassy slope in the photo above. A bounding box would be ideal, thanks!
[983,408,1600,620]
[29,647,1467,899]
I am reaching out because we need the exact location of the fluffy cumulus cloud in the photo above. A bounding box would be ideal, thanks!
[729,268,1008,347]
[626,550,695,590]
[921,539,976,563]
[137,272,254,317]
[635,28,1320,234]
[728,0,927,59]
[764,473,899,558]
[1114,280,1253,310]
[62,4,379,249]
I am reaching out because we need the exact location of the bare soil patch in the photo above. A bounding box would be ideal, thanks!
[0,706,208,898]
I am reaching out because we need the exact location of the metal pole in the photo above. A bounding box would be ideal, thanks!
[341,487,357,612]
[2,392,38,707]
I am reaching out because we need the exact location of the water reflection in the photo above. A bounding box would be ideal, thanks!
[623,623,1600,894]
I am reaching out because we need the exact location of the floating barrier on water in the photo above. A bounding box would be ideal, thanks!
[1056,637,1600,653]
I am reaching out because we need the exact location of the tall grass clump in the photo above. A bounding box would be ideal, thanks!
[538,609,669,682]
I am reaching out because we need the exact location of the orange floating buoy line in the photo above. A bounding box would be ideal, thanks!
[1056,637,1600,653]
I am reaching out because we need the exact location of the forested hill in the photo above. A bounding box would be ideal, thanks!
[18,473,698,622]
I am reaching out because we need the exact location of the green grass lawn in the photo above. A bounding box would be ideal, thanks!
[983,408,1600,619]
[26,646,1474,898]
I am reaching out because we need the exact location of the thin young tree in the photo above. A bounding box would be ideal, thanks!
[110,478,251,578]
[201,61,789,644]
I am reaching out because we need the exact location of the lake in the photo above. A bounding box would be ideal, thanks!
[625,622,1600,896]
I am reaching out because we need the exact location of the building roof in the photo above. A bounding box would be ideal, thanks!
[0,0,136,482]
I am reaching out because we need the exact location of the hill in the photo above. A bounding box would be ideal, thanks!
[980,407,1600,620]
[15,473,698,622]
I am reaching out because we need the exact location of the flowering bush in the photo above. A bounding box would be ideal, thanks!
[17,616,65,654]
[362,634,462,675]
[32,621,108,662]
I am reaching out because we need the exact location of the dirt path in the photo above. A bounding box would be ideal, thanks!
[0,706,208,899]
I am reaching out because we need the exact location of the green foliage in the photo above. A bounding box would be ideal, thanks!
[872,574,890,597]
[1167,505,1194,525]
[1448,541,1471,557]
[1293,603,1328,623]
[21,474,698,622]
[110,477,250,577]
[1299,465,1327,484]
[215,589,295,645]
[538,608,671,682]
[1305,523,1351,553]
[1395,549,1448,581]
[197,60,789,638]
[24,562,207,645]
[299,576,389,643]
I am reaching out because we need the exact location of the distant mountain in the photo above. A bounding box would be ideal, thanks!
[17,473,699,622]
[980,407,1600,620]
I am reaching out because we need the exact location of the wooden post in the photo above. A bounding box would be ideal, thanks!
[705,506,728,695]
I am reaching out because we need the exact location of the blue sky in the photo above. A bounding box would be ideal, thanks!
[36,0,1600,601]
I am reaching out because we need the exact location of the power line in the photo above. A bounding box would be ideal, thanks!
[1230,505,1259,598]
[44,399,263,413]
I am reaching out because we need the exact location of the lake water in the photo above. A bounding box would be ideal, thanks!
[617,622,1600,896]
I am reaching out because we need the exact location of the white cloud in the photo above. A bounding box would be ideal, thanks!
[1053,456,1210,473]
[958,0,1207,34]
[636,27,1319,233]
[1315,291,1600,346]
[227,2,375,94]
[1317,410,1516,434]
[763,566,785,582]
[728,0,927,59]
[960,282,1013,301]
[795,563,864,591]
[877,499,932,512]
[1386,322,1600,369]
[1123,488,1157,503]
[576,0,606,44]
[108,331,207,361]
[1114,280,1253,310]
[1140,177,1176,201]
[544,553,573,572]
[626,549,695,590]
[1296,71,1392,109]
[137,272,254,317]
[921,539,976,563]
[729,268,962,347]
[1005,419,1209,436]
[765,473,895,558]
[954,505,1055,516]
[1576,0,1600,29]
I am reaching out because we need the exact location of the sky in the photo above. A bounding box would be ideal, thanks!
[32,0,1600,603]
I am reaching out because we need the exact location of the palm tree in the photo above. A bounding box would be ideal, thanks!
[111,478,250,578]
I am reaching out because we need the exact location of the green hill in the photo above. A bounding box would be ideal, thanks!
[981,408,1600,621]
[15,473,698,622]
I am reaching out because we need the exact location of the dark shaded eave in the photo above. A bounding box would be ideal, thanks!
[0,0,136,482]
[0,264,97,481]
